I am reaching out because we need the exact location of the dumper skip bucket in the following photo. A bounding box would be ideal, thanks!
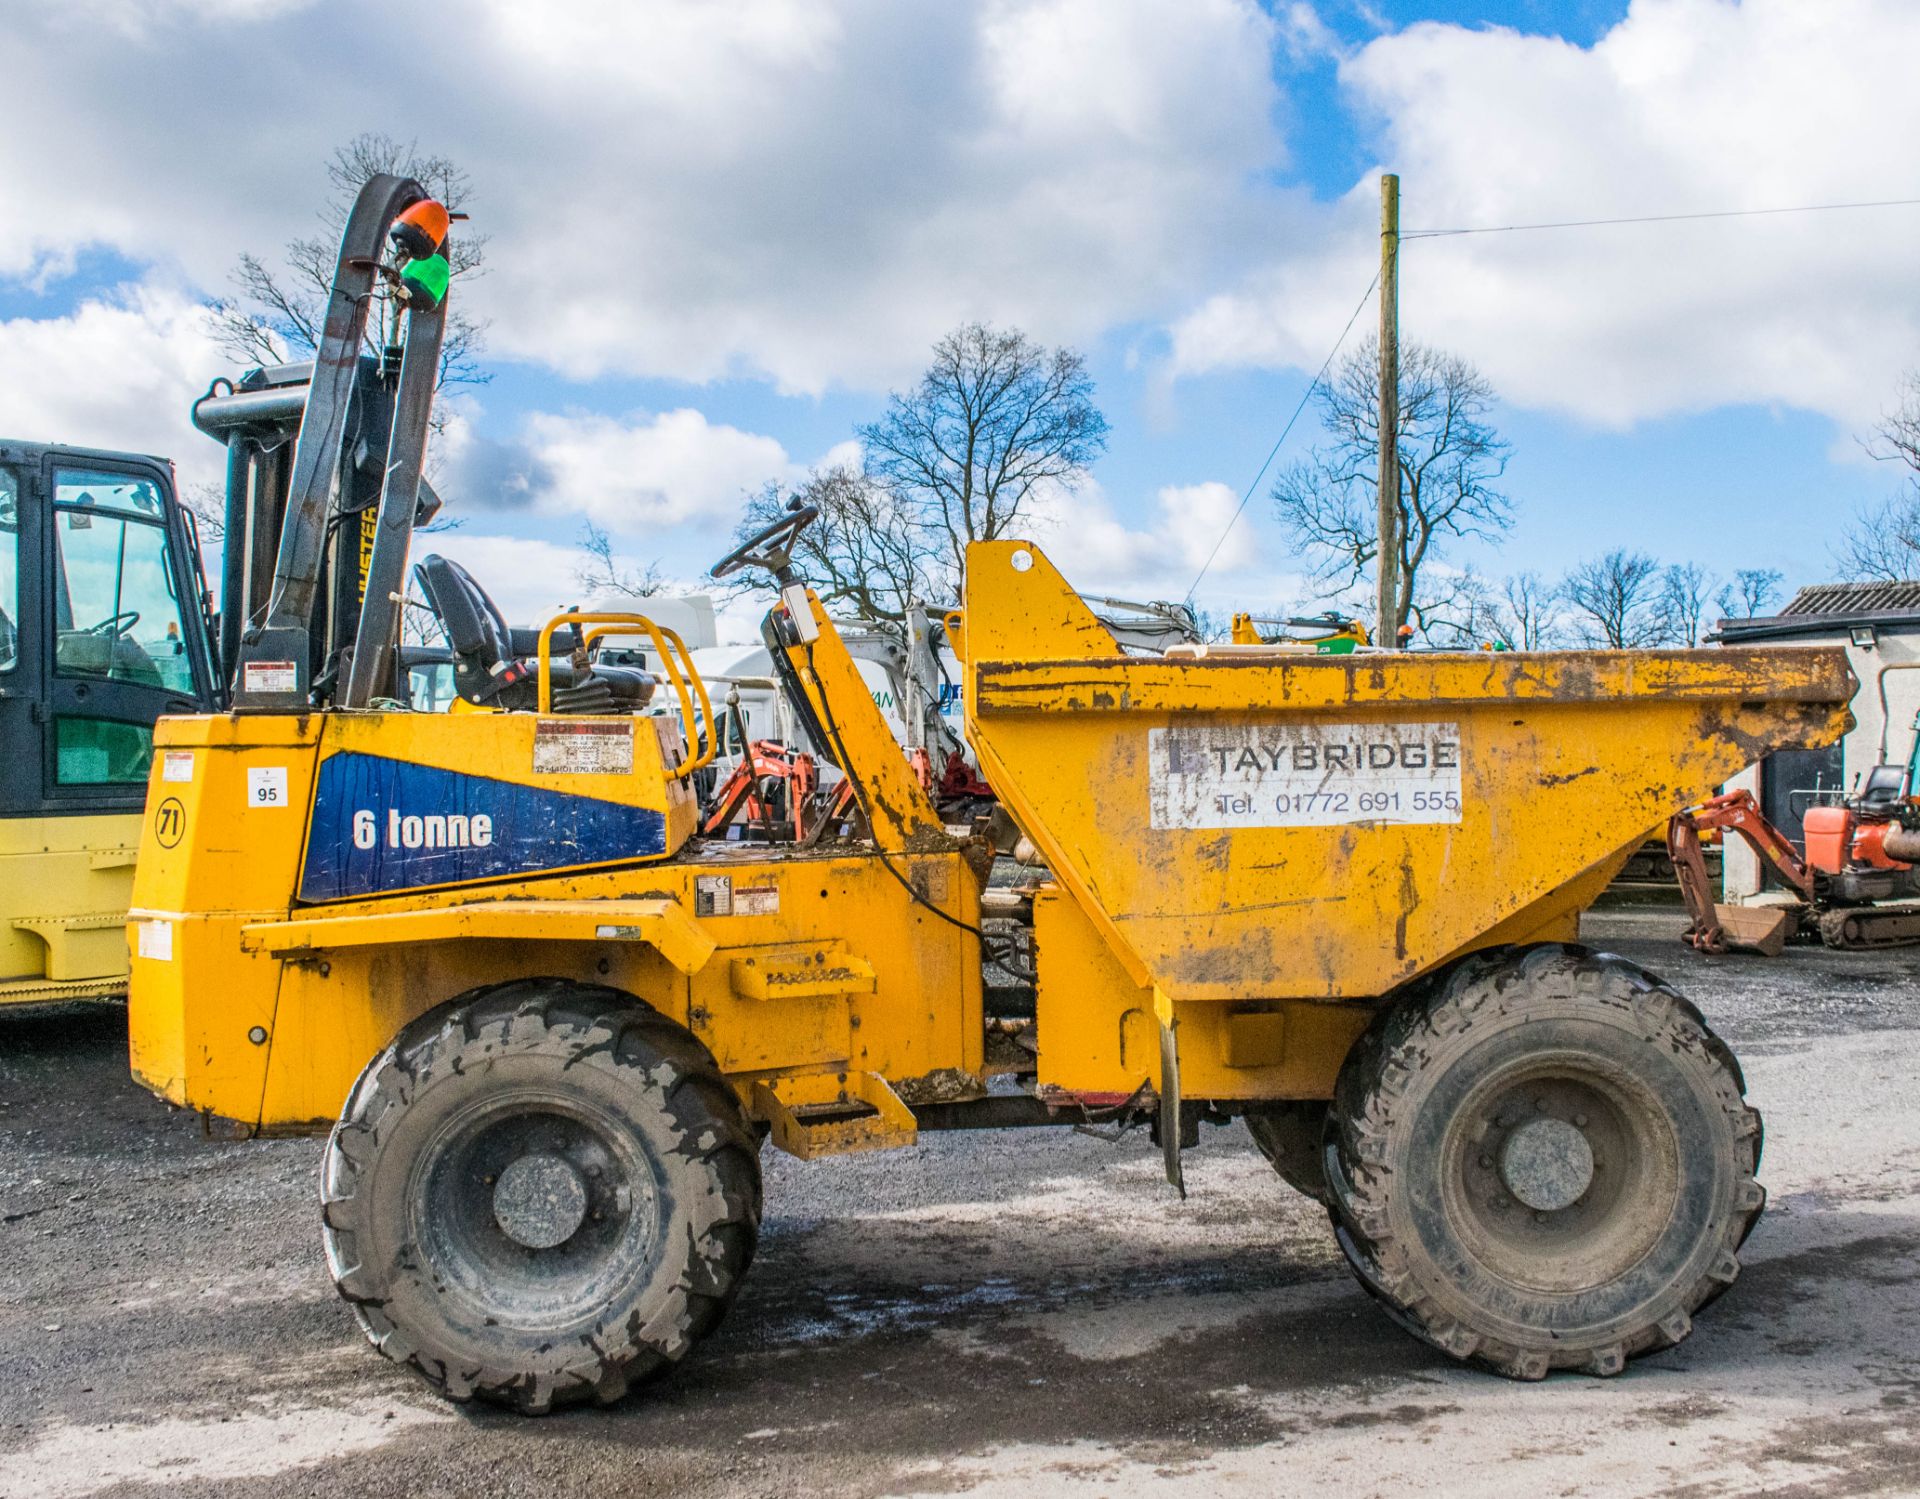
[958,541,1852,1004]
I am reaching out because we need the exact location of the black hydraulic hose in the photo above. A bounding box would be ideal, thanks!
[800,636,983,940]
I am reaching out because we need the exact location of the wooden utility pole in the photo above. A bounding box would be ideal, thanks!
[1376,173,1400,646]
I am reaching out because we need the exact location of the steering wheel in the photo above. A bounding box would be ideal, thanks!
[87,610,140,637]
[709,502,819,580]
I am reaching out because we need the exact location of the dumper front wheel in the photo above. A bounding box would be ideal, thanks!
[321,979,761,1413]
[1325,944,1763,1380]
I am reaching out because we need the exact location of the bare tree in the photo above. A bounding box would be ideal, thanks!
[1834,372,1920,580]
[574,521,663,600]
[1868,369,1920,473]
[1413,568,1504,649]
[733,466,943,631]
[398,575,444,647]
[1563,550,1663,647]
[1271,338,1513,637]
[1413,567,1574,651]
[860,323,1108,584]
[180,481,226,542]
[207,132,490,397]
[1834,494,1920,582]
[1715,567,1784,619]
[1188,607,1231,643]
[1655,561,1713,646]
[1501,570,1567,650]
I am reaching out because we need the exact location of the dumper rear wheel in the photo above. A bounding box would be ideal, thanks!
[321,978,761,1413]
[1325,944,1762,1380]
[1244,1103,1332,1203]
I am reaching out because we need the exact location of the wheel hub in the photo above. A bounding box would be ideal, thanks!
[492,1151,590,1250]
[1499,1116,1595,1212]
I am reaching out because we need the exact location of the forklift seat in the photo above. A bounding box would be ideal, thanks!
[413,554,656,713]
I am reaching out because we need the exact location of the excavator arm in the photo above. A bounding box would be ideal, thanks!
[1667,789,1816,953]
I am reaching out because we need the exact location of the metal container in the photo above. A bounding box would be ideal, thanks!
[959,540,1853,1004]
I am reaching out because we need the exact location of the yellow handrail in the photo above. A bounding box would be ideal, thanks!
[582,620,717,778]
[534,612,717,780]
[655,624,715,772]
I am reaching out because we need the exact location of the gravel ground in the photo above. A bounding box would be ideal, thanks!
[1,909,1917,1498]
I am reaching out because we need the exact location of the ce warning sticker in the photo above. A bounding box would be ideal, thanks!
[1148,721,1463,830]
[533,719,634,775]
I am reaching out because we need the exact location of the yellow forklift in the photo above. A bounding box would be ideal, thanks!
[0,443,218,1006]
[128,178,1852,1411]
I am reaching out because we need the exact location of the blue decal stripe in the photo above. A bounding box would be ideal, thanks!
[300,752,668,902]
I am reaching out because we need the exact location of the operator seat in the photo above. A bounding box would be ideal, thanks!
[1856,763,1911,815]
[413,554,656,713]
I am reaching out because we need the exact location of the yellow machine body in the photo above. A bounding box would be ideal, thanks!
[0,812,142,1005]
[956,541,1850,1100]
[129,550,1850,1145]
[129,602,982,1141]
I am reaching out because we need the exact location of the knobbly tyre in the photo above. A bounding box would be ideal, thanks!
[126,182,1855,1413]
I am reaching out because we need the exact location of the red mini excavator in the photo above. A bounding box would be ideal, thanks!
[1669,767,1920,953]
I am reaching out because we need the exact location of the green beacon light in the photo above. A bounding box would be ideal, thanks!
[399,253,451,313]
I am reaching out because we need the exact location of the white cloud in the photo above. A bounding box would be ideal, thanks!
[1172,0,1920,431]
[57,0,317,37]
[467,0,1290,390]
[0,0,1292,392]
[435,406,800,531]
[0,284,227,489]
[411,526,745,634]
[3,0,1910,525]
[522,408,794,528]
[1025,477,1276,605]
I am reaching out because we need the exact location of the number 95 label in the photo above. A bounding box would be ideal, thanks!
[247,766,290,809]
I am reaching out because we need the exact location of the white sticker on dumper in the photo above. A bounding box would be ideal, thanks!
[1148,722,1463,829]
[533,719,634,775]
[137,919,173,961]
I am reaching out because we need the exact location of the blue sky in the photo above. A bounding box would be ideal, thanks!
[0,0,1911,634]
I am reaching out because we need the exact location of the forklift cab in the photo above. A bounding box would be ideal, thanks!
[0,442,218,1002]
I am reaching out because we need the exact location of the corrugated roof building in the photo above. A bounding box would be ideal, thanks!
[1782,581,1920,616]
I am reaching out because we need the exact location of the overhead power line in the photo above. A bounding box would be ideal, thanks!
[1403,195,1920,240]
[1184,271,1380,603]
[1181,193,1920,606]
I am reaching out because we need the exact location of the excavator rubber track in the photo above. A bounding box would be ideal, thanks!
[1817,904,1920,949]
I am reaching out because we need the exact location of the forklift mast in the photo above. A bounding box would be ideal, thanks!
[191,174,451,711]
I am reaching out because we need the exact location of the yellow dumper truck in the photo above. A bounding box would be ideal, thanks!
[126,178,1853,1411]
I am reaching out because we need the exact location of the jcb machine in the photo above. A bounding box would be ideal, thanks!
[130,181,1854,1410]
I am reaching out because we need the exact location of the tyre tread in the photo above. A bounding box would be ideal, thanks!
[1325,943,1761,1380]
[321,977,761,1414]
